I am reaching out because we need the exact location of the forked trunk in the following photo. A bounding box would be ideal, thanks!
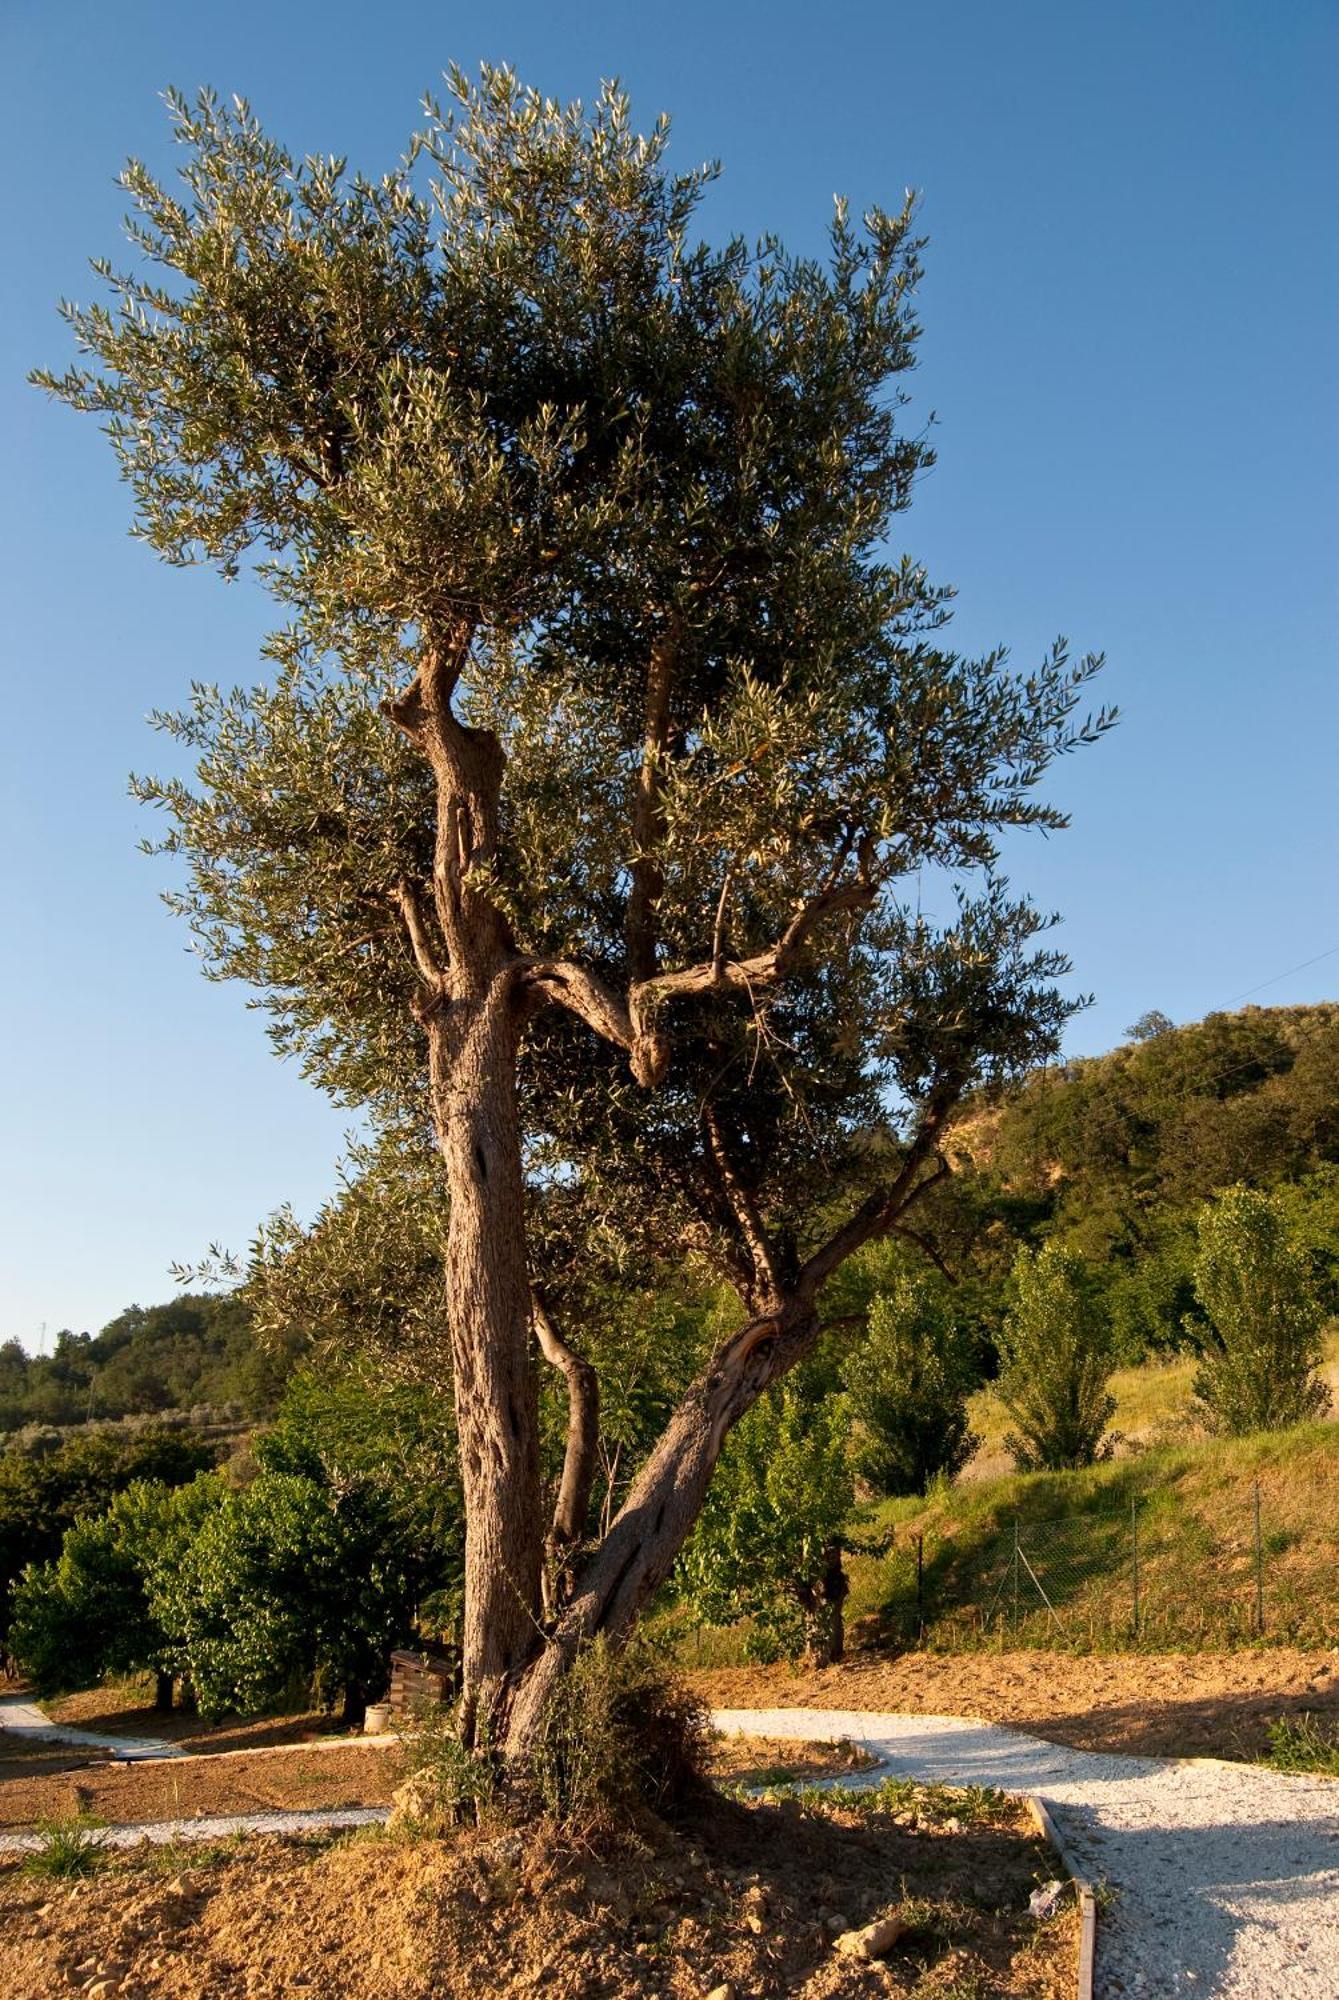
[430,982,544,1733]
[502,1298,817,1759]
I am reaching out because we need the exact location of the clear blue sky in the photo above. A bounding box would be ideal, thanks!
[2,0,1335,1347]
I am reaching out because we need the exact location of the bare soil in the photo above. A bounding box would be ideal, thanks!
[0,1728,868,1834]
[708,1736,882,1787]
[45,1687,350,1755]
[0,1743,403,1832]
[0,1786,1076,1999]
[692,1644,1339,1760]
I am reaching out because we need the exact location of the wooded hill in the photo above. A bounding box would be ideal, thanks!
[0,1293,285,1436]
[907,1002,1339,1360]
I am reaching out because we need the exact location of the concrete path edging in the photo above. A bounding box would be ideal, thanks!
[0,1806,388,1855]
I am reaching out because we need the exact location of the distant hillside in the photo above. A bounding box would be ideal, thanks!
[950,1002,1339,1206]
[924,1003,1339,1357]
[0,1292,298,1436]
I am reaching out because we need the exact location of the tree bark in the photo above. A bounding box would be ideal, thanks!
[389,637,548,1737]
[429,981,544,1733]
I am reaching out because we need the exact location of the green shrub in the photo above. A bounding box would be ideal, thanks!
[529,1637,710,1830]
[998,1243,1115,1471]
[1190,1186,1331,1435]
[842,1275,979,1495]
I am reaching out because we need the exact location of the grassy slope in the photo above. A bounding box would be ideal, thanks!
[847,1418,1339,1651]
[958,1326,1339,1484]
[680,1340,1339,1665]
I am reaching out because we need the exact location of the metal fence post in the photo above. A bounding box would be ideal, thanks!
[1254,1480,1264,1637]
[1012,1517,1020,1632]
[1131,1496,1140,1638]
[915,1532,925,1638]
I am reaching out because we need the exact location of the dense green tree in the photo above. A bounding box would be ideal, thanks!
[153,1470,417,1721]
[1126,1009,1174,1042]
[41,67,1106,1757]
[9,1476,223,1703]
[1190,1185,1331,1436]
[0,1428,215,1648]
[997,1244,1115,1471]
[256,1362,465,1636]
[677,1367,857,1663]
[841,1274,979,1495]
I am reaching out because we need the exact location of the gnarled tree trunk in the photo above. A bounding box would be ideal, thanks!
[429,982,544,1730]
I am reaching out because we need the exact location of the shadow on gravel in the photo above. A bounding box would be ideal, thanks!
[1080,1804,1339,1999]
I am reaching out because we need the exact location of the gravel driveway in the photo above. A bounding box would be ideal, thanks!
[712,1705,1339,1997]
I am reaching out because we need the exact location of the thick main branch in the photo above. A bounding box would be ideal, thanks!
[523,865,878,1089]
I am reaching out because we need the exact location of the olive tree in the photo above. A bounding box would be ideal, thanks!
[40,67,1109,1758]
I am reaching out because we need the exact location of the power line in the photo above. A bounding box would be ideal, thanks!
[1229,944,1339,1004]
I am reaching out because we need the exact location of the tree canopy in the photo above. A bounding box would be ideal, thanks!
[40,66,1109,1755]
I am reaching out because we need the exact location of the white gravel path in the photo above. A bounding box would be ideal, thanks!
[712,1705,1339,1999]
[0,1806,387,1855]
[0,1695,185,1762]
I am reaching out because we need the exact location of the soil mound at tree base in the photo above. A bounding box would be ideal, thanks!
[0,1783,1074,1999]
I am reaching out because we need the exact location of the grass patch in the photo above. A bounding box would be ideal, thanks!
[1264,1713,1339,1776]
[21,1814,108,1880]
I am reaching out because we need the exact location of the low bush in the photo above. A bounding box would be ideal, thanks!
[529,1637,712,1831]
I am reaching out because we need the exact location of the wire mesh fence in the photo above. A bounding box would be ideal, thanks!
[883,1481,1337,1651]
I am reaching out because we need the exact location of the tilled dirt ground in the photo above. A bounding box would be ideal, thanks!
[0,1743,403,1832]
[0,1786,1076,2000]
[691,1645,1339,1760]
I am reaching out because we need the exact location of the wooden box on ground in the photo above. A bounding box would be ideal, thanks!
[388,1644,458,1718]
